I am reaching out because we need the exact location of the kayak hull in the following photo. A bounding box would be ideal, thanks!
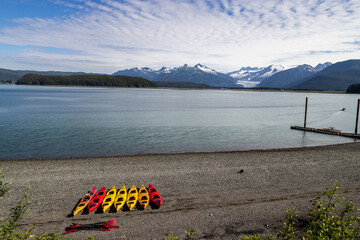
[126,185,138,211]
[102,186,116,212]
[148,184,162,208]
[138,185,149,209]
[73,186,96,216]
[88,187,107,213]
[114,185,127,212]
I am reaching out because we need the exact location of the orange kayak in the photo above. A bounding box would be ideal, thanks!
[138,185,149,209]
[73,186,96,216]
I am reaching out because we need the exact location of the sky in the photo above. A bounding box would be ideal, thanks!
[0,0,359,74]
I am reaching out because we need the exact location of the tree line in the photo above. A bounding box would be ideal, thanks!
[16,74,157,88]
[346,83,360,93]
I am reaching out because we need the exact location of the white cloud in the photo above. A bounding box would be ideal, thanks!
[0,0,359,73]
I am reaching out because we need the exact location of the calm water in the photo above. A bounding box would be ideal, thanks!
[0,85,359,160]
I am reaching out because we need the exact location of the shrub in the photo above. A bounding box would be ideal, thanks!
[163,229,198,240]
[302,182,360,239]
[0,170,11,198]
[0,169,93,240]
[240,182,360,239]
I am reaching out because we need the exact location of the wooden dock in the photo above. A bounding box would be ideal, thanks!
[291,97,360,139]
[291,126,360,139]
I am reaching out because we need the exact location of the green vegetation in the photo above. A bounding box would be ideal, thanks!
[241,182,360,239]
[0,170,95,240]
[346,83,360,93]
[165,183,360,240]
[163,229,198,240]
[0,170,11,198]
[16,74,157,88]
[0,80,13,84]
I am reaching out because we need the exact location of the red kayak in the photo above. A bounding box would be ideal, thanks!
[88,186,106,213]
[148,184,162,208]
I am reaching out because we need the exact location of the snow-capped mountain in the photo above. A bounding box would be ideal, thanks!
[112,66,174,80]
[111,62,334,89]
[154,64,240,88]
[314,62,332,72]
[194,63,219,74]
[157,66,173,74]
[258,63,331,89]
[113,67,158,80]
[113,64,241,88]
[227,65,285,87]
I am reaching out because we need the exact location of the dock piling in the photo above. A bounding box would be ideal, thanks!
[355,99,360,134]
[304,97,308,128]
[291,97,360,139]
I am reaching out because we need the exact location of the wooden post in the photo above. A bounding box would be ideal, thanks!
[355,99,360,134]
[304,97,308,128]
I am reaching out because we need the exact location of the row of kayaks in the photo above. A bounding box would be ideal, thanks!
[73,184,162,216]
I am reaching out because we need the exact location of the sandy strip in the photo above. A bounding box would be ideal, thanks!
[0,143,359,239]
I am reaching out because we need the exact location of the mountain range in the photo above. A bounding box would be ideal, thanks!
[112,62,339,89]
[112,66,172,80]
[257,63,332,89]
[114,64,240,88]
[2,59,360,91]
[227,65,285,87]
[291,60,360,91]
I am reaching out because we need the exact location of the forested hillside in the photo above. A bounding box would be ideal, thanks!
[16,74,157,88]
[346,83,360,93]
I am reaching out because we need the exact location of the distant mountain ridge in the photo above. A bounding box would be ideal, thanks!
[112,62,335,89]
[227,65,285,87]
[112,67,171,80]
[258,63,332,89]
[154,64,240,88]
[292,60,360,90]
[114,64,241,88]
[0,68,88,82]
[4,59,360,90]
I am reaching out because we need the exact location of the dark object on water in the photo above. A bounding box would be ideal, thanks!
[238,169,244,174]
[341,108,345,111]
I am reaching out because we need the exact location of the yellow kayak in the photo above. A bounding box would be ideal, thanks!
[138,184,149,209]
[126,185,138,211]
[101,186,116,212]
[114,185,127,212]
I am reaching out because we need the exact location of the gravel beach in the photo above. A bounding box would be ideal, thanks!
[0,142,359,239]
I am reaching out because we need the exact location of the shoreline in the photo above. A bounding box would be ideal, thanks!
[1,142,359,239]
[3,83,348,94]
[1,141,358,162]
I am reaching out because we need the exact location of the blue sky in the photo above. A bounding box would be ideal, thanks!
[0,0,359,73]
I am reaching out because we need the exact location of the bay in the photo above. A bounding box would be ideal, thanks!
[0,85,358,160]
